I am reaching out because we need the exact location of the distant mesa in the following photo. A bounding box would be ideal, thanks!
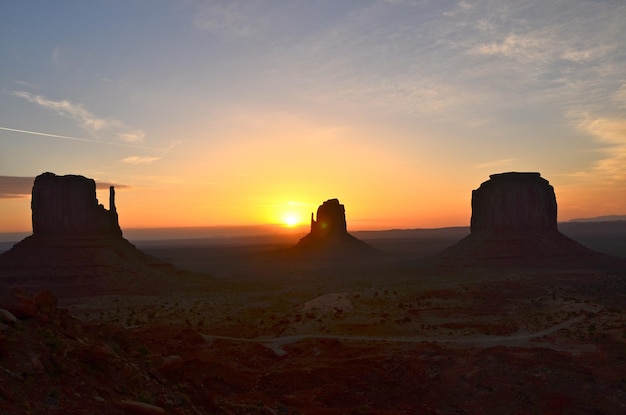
[568,215,626,223]
[435,172,611,268]
[0,172,176,291]
[291,199,379,258]
[32,172,122,237]
[470,172,557,233]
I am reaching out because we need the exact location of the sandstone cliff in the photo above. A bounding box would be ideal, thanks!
[292,199,378,258]
[471,172,557,233]
[435,172,608,268]
[307,199,348,239]
[0,173,180,293]
[31,172,121,237]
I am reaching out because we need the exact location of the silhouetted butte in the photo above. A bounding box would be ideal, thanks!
[434,172,612,268]
[291,199,378,259]
[0,172,175,290]
[31,172,122,237]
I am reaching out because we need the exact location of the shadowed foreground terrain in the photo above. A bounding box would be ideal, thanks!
[1,173,625,414]
[1,231,626,414]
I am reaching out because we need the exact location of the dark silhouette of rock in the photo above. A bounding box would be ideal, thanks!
[31,172,121,237]
[309,199,348,238]
[434,172,614,268]
[471,172,557,233]
[0,172,183,294]
[291,199,378,258]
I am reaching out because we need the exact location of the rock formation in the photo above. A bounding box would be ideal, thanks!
[435,172,607,268]
[31,172,122,237]
[291,199,378,258]
[471,172,557,233]
[309,199,348,238]
[0,172,179,291]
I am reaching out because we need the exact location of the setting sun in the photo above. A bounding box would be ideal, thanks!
[272,201,312,228]
[282,213,302,227]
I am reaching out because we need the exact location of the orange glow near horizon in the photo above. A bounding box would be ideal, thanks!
[2,2,626,237]
[282,213,302,227]
[0,173,624,235]
[271,201,312,228]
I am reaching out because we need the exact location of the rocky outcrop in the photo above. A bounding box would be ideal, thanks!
[471,172,557,233]
[32,172,121,237]
[0,287,190,414]
[292,199,378,258]
[434,172,608,268]
[0,172,180,291]
[309,199,348,238]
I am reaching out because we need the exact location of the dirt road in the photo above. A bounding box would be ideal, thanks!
[202,314,586,355]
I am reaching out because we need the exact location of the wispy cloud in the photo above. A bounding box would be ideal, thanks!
[472,158,519,170]
[576,115,626,182]
[560,47,602,63]
[0,175,129,199]
[121,156,161,164]
[11,91,146,143]
[192,1,271,39]
[469,31,614,67]
[96,181,130,190]
[303,75,468,117]
[469,34,546,62]
[117,130,146,143]
[12,91,114,131]
[615,83,626,109]
[268,2,478,117]
[0,176,34,198]
[51,45,67,70]
[13,80,38,88]
[268,0,621,120]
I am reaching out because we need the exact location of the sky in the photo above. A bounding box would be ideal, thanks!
[1,0,625,233]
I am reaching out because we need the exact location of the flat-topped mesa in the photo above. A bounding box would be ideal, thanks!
[432,171,611,268]
[309,198,348,238]
[471,172,557,233]
[0,172,182,286]
[31,172,122,237]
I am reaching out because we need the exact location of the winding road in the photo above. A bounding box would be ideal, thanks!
[201,315,586,356]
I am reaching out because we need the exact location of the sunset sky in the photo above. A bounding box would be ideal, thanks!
[1,0,625,233]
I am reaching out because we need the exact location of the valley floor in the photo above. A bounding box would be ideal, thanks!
[2,236,626,414]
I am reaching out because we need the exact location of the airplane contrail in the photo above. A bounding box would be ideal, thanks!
[0,126,159,150]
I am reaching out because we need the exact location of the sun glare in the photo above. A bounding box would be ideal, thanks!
[271,201,311,228]
[282,213,301,227]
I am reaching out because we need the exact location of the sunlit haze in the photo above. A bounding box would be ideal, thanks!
[1,1,625,233]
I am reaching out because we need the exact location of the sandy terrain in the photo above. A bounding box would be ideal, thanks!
[1,232,625,414]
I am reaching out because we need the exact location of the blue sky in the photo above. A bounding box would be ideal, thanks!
[1,0,625,232]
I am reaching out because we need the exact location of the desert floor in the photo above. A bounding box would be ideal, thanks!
[20,231,616,414]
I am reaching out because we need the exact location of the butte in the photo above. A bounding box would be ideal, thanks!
[0,172,180,294]
[288,198,379,259]
[434,172,619,268]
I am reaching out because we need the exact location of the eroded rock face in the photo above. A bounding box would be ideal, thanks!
[0,172,182,287]
[434,172,611,268]
[471,172,557,233]
[310,198,348,238]
[293,198,378,258]
[31,172,121,237]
